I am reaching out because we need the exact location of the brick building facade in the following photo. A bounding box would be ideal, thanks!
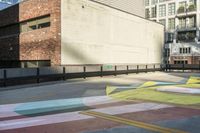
[0,0,61,67]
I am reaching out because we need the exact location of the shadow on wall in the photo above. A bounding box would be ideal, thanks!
[0,4,20,68]
[62,42,98,65]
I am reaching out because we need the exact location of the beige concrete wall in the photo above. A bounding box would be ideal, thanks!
[91,0,145,17]
[61,0,164,65]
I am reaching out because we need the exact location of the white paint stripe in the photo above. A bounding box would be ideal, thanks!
[157,86,200,94]
[0,104,18,112]
[0,103,173,131]
[0,96,115,119]
[83,96,117,106]
[1,119,43,126]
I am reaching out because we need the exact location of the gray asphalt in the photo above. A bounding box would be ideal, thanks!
[83,126,155,133]
[154,116,200,133]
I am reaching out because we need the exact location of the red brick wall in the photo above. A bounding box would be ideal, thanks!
[19,0,61,65]
[0,0,61,66]
[170,56,200,64]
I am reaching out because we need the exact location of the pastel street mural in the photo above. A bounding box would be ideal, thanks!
[106,76,200,105]
[0,76,200,133]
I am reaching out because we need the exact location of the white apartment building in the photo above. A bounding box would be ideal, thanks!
[145,0,200,64]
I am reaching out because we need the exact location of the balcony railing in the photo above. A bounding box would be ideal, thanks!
[164,64,200,72]
[177,31,196,42]
[177,25,196,30]
[177,4,196,14]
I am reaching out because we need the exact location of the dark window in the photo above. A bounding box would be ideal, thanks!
[29,25,37,30]
[145,8,150,18]
[180,48,183,54]
[38,22,50,29]
[185,60,188,64]
[188,47,191,53]
[166,33,174,43]
[20,15,50,33]
[180,47,191,54]
[183,48,186,54]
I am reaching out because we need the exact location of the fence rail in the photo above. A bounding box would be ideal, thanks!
[0,64,162,87]
[0,64,199,87]
[164,64,200,72]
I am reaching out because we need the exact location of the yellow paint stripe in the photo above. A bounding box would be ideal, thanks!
[80,111,187,133]
[106,86,117,95]
[187,76,200,84]
[138,81,157,88]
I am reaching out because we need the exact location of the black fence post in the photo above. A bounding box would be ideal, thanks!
[182,64,185,72]
[83,66,86,79]
[154,64,156,72]
[100,66,103,77]
[166,64,168,71]
[137,65,139,74]
[63,67,66,80]
[199,62,200,71]
[146,65,148,73]
[37,68,40,83]
[3,69,7,87]
[115,65,117,76]
[127,65,129,75]
[164,64,166,72]
[162,64,165,72]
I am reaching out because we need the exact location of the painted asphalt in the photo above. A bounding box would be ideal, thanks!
[0,72,200,133]
[157,86,200,94]
[83,126,155,133]
[154,116,200,133]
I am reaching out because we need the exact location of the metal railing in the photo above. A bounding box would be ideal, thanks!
[0,64,162,87]
[0,63,200,87]
[164,64,200,72]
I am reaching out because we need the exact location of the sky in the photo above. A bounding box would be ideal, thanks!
[0,0,19,10]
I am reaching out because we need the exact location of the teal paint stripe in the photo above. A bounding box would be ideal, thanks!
[15,98,85,115]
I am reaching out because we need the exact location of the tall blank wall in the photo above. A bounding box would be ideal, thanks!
[91,0,145,17]
[61,0,164,65]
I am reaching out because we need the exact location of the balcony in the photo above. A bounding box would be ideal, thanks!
[187,4,196,12]
[177,6,185,14]
[177,5,197,17]
[177,31,196,42]
[177,25,197,32]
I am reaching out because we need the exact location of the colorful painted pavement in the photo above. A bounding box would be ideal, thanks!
[0,76,200,133]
